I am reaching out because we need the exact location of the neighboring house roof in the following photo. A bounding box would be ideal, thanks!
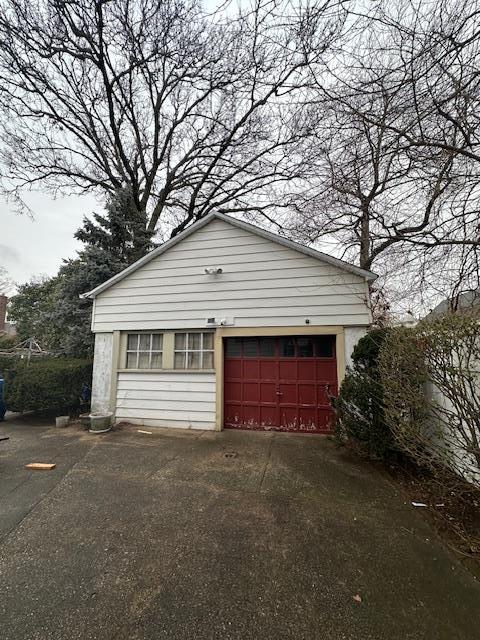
[81,211,377,299]
[428,290,480,317]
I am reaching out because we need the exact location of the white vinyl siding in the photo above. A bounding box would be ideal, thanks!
[92,218,371,332]
[115,372,216,430]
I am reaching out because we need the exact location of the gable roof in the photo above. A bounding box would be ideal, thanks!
[81,211,377,299]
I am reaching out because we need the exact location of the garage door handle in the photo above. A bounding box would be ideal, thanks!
[276,391,283,396]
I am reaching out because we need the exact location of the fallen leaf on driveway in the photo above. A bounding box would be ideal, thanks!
[353,594,362,603]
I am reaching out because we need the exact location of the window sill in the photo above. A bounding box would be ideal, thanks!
[118,368,216,374]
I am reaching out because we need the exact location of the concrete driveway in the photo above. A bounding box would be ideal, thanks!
[0,415,479,640]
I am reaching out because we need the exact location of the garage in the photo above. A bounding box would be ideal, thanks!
[85,212,374,430]
[223,335,337,433]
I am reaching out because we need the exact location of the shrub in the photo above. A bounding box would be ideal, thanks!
[334,328,396,459]
[0,355,17,379]
[351,327,389,369]
[4,357,93,415]
[0,334,17,349]
[380,315,480,485]
[378,327,429,463]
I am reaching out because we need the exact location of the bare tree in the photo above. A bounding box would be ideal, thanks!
[0,265,12,295]
[0,0,350,236]
[287,0,480,312]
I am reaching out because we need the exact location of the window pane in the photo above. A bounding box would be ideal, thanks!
[203,352,214,369]
[226,338,242,357]
[187,351,201,369]
[150,352,162,368]
[280,337,295,357]
[259,337,275,357]
[139,334,150,350]
[203,333,213,350]
[174,352,186,369]
[315,336,334,357]
[138,352,150,369]
[175,333,186,350]
[127,334,139,350]
[126,352,138,368]
[151,334,163,350]
[297,337,313,357]
[189,333,201,350]
[243,338,258,357]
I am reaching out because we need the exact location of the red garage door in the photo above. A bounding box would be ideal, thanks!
[224,335,337,434]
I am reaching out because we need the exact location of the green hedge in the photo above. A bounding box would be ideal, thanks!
[0,355,17,379]
[4,358,93,414]
[334,329,397,460]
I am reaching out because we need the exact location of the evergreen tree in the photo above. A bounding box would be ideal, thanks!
[53,188,154,357]
[8,276,62,348]
[75,187,152,263]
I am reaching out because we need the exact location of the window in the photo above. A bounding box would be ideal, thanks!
[243,337,258,357]
[279,337,295,357]
[314,336,334,358]
[297,337,314,357]
[226,338,242,357]
[258,337,275,357]
[126,333,163,369]
[174,332,214,369]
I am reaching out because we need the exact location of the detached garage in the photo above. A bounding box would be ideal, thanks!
[83,212,375,434]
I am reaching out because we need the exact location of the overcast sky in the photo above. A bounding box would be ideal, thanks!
[0,192,98,288]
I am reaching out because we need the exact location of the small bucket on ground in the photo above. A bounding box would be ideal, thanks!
[55,416,69,428]
[79,413,91,430]
[89,412,113,433]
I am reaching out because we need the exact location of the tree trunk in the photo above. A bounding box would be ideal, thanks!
[359,203,371,271]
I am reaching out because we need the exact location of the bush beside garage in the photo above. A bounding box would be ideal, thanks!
[1,357,92,416]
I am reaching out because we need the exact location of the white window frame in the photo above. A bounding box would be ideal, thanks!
[125,333,163,369]
[174,332,214,370]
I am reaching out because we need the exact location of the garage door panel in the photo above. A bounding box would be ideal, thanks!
[259,360,277,379]
[224,404,241,425]
[243,382,259,402]
[278,383,299,404]
[259,382,276,402]
[225,359,242,378]
[242,405,260,426]
[316,360,337,378]
[279,360,297,379]
[317,384,335,405]
[243,360,260,378]
[298,407,322,431]
[279,407,299,430]
[224,336,337,434]
[260,406,278,427]
[298,384,316,405]
[224,381,242,402]
[297,360,316,380]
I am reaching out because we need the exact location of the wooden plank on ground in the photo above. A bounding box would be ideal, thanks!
[25,463,56,471]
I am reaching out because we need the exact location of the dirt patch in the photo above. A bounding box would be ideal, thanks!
[387,462,480,578]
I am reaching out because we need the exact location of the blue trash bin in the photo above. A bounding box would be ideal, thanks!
[0,378,6,421]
